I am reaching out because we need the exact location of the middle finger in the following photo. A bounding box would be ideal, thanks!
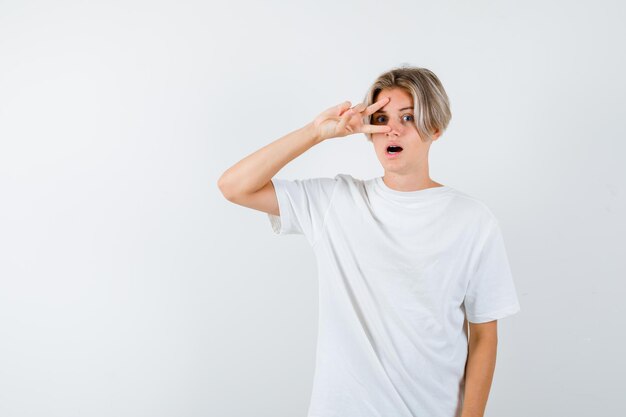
[363,97,391,117]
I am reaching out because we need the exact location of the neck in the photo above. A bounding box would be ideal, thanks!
[382,171,443,192]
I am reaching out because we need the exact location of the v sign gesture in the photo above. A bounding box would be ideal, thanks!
[312,97,392,141]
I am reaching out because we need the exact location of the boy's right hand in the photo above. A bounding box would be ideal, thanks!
[312,97,392,141]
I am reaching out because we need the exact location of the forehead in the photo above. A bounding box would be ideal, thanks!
[374,87,413,112]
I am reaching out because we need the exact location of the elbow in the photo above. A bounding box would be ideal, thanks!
[217,173,235,201]
[217,172,246,202]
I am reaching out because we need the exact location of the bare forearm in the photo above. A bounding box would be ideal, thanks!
[461,336,497,417]
[217,122,321,198]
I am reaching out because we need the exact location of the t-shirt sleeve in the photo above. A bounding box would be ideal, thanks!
[267,176,339,246]
[463,221,521,323]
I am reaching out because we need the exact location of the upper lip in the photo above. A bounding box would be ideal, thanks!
[386,142,403,149]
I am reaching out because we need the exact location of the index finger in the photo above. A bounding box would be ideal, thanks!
[363,96,390,117]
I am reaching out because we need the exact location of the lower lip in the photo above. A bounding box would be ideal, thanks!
[386,151,402,159]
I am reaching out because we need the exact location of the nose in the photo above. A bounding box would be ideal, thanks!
[385,118,403,136]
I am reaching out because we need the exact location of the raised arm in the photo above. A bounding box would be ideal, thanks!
[216,98,391,215]
[217,122,320,216]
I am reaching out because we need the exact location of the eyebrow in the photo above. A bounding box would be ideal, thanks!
[374,106,414,113]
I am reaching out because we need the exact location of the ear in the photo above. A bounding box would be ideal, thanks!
[431,129,442,141]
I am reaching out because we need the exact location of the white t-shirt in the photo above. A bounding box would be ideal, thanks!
[267,173,521,417]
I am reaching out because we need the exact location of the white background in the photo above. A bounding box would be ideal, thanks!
[1,0,624,416]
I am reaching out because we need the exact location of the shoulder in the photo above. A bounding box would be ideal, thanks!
[329,172,366,191]
[333,172,361,184]
[447,187,500,227]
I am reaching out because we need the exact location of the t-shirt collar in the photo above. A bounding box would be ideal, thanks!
[374,176,453,200]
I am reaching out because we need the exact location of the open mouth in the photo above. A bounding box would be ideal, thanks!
[386,145,403,155]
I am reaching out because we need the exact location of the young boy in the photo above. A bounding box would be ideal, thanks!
[218,66,521,417]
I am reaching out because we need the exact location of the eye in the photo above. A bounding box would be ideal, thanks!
[373,115,387,124]
[402,114,414,122]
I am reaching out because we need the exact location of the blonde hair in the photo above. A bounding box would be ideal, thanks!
[362,65,451,142]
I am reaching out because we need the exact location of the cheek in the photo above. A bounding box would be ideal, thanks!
[372,131,386,141]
